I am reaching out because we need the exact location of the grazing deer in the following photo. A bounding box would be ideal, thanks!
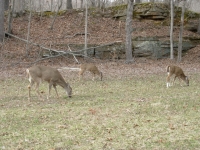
[79,63,103,81]
[26,65,72,100]
[166,65,189,88]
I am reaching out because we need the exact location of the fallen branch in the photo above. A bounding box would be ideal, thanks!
[5,32,122,61]
[58,67,80,71]
[5,32,77,55]
[65,33,91,38]
[6,32,122,53]
[67,45,79,64]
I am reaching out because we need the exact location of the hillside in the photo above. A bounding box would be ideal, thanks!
[1,3,200,77]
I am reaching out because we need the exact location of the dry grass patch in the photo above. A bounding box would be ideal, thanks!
[0,74,200,149]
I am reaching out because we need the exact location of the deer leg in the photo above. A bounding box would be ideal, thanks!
[35,82,42,100]
[179,77,183,86]
[28,85,31,100]
[47,83,53,100]
[166,74,171,88]
[79,69,84,81]
[28,81,34,100]
[53,85,59,99]
[172,76,177,86]
[92,73,95,81]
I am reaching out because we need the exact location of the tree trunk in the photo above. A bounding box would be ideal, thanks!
[7,0,15,34]
[101,0,106,9]
[80,0,83,8]
[135,0,140,3]
[67,0,73,9]
[51,0,53,11]
[177,0,185,62]
[4,0,9,10]
[97,0,101,8]
[90,0,95,7]
[84,0,88,57]
[125,0,134,63]
[197,18,200,35]
[13,0,25,16]
[0,0,4,42]
[26,0,32,56]
[170,0,174,59]
[50,0,63,30]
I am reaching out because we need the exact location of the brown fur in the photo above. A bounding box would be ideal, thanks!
[26,65,72,100]
[166,65,189,87]
[79,63,103,81]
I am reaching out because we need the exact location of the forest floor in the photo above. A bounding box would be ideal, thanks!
[1,10,200,78]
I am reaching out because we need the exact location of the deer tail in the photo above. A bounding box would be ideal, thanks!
[166,66,170,73]
[26,69,30,77]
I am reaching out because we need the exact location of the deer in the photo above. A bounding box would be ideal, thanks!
[79,63,103,81]
[166,65,189,88]
[26,65,72,100]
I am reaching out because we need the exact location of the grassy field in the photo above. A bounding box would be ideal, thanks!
[0,73,200,150]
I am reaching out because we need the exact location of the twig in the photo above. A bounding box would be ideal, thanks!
[5,32,122,63]
[64,33,91,38]
[50,0,63,30]
[26,0,32,56]
[58,67,80,71]
[67,45,79,64]
[6,32,122,54]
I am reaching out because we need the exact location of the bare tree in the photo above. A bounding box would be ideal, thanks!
[80,0,83,8]
[50,0,63,30]
[26,0,32,56]
[177,0,186,62]
[67,0,73,9]
[89,0,96,7]
[97,0,101,8]
[101,0,106,9]
[51,0,53,11]
[13,0,25,16]
[170,0,174,59]
[84,0,88,57]
[4,0,9,10]
[125,0,134,63]
[0,0,4,42]
[197,18,200,35]
[7,0,15,35]
[135,0,141,3]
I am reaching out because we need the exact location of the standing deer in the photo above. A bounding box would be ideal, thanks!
[166,65,189,88]
[26,65,72,100]
[79,63,103,81]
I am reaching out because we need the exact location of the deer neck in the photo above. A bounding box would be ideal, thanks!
[180,74,187,80]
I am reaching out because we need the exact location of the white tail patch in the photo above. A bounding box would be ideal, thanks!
[167,66,170,72]
[26,69,29,74]
[167,66,170,76]
[26,69,32,83]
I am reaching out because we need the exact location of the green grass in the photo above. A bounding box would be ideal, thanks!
[0,74,200,150]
